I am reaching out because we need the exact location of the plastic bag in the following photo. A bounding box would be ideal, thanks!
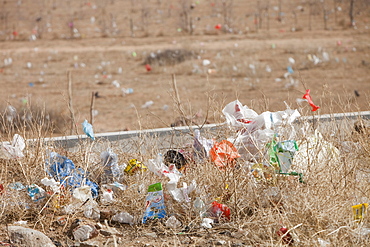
[82,119,95,140]
[100,148,123,182]
[0,134,25,159]
[210,140,240,170]
[45,151,99,197]
[193,129,214,161]
[147,153,182,184]
[142,183,166,223]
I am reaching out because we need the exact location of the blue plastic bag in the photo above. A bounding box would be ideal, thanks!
[45,152,99,197]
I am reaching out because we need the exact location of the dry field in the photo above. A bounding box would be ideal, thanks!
[0,1,370,246]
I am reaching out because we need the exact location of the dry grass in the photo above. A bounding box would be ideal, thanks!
[0,95,369,246]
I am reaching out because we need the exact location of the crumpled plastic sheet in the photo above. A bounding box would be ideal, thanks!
[45,151,99,197]
[223,100,300,160]
[100,148,123,183]
[292,130,340,175]
[0,134,25,159]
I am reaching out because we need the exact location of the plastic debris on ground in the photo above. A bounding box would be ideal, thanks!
[352,203,368,223]
[142,182,166,223]
[100,148,124,183]
[164,150,187,171]
[27,184,46,202]
[45,151,99,198]
[0,134,25,159]
[124,159,147,175]
[201,218,214,229]
[277,227,294,245]
[112,211,134,225]
[210,140,240,170]
[72,224,99,242]
[193,129,214,162]
[165,216,181,229]
[209,201,231,221]
[292,130,340,175]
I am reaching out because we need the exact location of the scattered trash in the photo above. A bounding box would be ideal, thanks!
[141,100,154,108]
[193,197,206,217]
[112,211,134,225]
[302,89,320,111]
[41,177,60,193]
[100,186,115,204]
[142,183,166,223]
[165,216,181,229]
[145,64,152,71]
[209,201,231,221]
[45,151,99,198]
[100,148,123,182]
[0,134,25,159]
[352,203,368,223]
[112,80,120,88]
[124,159,147,175]
[164,150,187,170]
[287,66,294,74]
[122,88,134,95]
[82,120,95,140]
[202,59,211,66]
[27,184,46,202]
[215,24,222,30]
[210,140,240,170]
[8,226,56,247]
[201,218,214,229]
[317,238,331,247]
[277,227,294,245]
[73,224,99,242]
[288,57,295,64]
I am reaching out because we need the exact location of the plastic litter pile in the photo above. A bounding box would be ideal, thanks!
[0,98,369,245]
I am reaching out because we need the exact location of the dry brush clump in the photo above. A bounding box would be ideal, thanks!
[0,103,370,246]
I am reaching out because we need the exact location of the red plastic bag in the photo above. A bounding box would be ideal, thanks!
[303,89,320,111]
[210,201,230,220]
[210,140,240,169]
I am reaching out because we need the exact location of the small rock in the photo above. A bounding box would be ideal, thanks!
[215,240,227,245]
[79,240,101,247]
[8,226,56,247]
[144,232,157,238]
[100,227,122,237]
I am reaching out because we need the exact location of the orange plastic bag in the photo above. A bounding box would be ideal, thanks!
[210,140,240,169]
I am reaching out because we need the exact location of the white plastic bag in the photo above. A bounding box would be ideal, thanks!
[0,134,25,159]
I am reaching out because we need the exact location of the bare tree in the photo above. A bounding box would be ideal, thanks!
[349,0,355,27]
[221,0,233,32]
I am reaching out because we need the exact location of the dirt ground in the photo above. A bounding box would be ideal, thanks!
[0,0,369,136]
[0,1,370,245]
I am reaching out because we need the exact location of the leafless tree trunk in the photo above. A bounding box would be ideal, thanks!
[322,0,328,30]
[278,0,283,22]
[349,0,355,26]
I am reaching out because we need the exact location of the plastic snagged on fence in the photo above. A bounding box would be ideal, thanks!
[223,100,300,160]
[0,134,25,159]
[303,89,320,111]
[45,151,99,198]
[100,148,123,182]
[142,183,166,223]
[82,119,95,140]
